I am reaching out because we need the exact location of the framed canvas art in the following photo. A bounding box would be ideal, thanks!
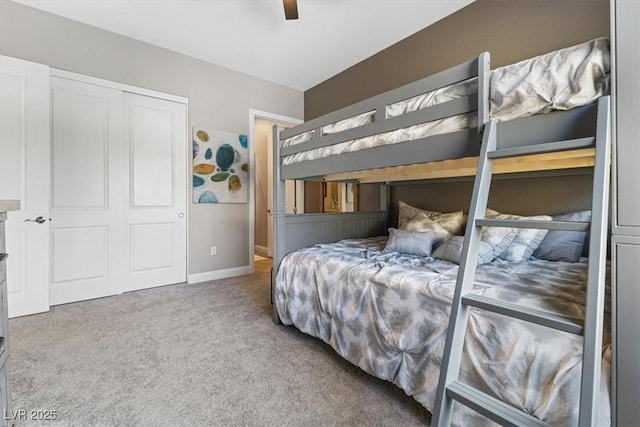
[193,128,248,203]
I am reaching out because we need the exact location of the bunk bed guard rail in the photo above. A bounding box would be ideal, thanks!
[277,52,490,181]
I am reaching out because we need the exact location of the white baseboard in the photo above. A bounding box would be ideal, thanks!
[254,245,268,257]
[187,265,252,284]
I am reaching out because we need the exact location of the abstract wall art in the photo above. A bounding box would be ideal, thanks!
[193,128,249,203]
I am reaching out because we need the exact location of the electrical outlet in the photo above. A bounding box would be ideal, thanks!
[210,246,217,256]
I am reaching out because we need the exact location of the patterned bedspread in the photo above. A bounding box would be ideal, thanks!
[274,237,611,426]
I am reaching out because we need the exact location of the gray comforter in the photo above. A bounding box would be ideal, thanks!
[275,237,610,426]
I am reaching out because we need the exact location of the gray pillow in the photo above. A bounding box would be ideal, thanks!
[533,210,591,262]
[384,228,435,257]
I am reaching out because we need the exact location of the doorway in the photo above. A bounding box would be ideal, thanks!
[249,110,301,267]
[305,182,359,214]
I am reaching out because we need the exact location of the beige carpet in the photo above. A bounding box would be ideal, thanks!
[9,261,429,426]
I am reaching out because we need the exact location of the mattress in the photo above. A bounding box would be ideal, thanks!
[281,37,610,167]
[275,236,611,426]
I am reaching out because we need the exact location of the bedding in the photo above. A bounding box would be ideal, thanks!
[281,114,474,165]
[283,111,378,150]
[281,38,609,167]
[275,237,611,426]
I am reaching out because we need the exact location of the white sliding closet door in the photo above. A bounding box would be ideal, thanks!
[123,93,186,292]
[5,68,186,311]
[0,56,50,318]
[49,77,124,305]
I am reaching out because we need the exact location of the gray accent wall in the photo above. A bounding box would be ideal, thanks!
[390,172,594,227]
[0,1,303,276]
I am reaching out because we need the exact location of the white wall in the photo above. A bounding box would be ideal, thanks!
[0,1,303,276]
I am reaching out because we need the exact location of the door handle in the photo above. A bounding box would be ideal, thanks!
[0,253,8,262]
[24,216,47,224]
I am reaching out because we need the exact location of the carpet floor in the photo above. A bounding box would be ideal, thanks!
[9,259,430,426]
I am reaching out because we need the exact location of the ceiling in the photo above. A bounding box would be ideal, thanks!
[15,0,474,91]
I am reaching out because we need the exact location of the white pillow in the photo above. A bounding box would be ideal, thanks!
[384,228,435,257]
[486,209,552,262]
[433,225,517,265]
[398,201,467,235]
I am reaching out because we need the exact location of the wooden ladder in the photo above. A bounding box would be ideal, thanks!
[431,96,611,427]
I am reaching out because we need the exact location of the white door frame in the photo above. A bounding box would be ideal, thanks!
[248,110,301,271]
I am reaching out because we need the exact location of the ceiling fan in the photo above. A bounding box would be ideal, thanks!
[283,0,299,20]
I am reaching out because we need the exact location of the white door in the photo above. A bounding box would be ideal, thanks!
[48,77,124,305]
[266,125,277,257]
[123,92,187,292]
[0,56,50,318]
[267,124,303,257]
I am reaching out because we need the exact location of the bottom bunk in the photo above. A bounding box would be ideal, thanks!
[274,236,610,426]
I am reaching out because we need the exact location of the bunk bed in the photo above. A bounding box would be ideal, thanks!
[271,38,611,426]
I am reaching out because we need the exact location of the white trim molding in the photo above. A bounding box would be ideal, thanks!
[254,245,268,257]
[187,265,252,284]
[50,68,189,104]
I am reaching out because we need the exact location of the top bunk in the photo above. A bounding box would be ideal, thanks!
[277,38,610,183]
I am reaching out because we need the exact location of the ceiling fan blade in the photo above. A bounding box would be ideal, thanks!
[283,0,298,20]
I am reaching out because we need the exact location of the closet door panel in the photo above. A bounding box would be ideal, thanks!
[50,226,107,283]
[51,90,107,208]
[130,106,174,207]
[49,77,124,305]
[123,93,186,291]
[130,223,174,271]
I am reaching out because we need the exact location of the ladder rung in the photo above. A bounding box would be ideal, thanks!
[487,137,595,159]
[475,218,589,232]
[446,381,550,427]
[462,293,583,335]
